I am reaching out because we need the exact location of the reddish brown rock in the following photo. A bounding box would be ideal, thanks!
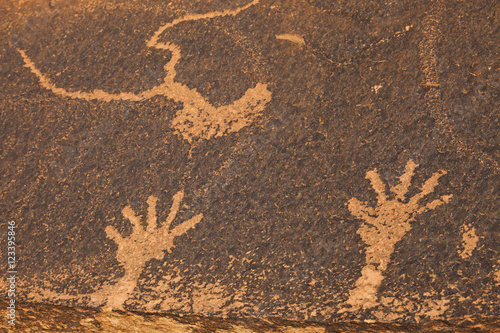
[0,0,498,329]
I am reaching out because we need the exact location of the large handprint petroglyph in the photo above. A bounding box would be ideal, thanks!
[17,0,271,143]
[27,191,202,309]
[342,159,452,311]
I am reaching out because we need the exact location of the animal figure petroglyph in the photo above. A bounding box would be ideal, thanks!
[27,191,202,309]
[17,0,271,143]
[342,159,452,311]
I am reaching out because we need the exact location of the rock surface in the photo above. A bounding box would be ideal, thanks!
[1,301,499,332]
[1,0,499,328]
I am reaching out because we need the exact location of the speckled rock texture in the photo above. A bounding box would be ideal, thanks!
[1,0,499,329]
[1,301,499,332]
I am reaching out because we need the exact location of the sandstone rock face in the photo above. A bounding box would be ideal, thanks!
[2,301,500,332]
[1,0,498,328]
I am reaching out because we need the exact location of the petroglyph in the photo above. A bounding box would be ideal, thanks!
[342,159,452,311]
[100,190,203,308]
[371,85,383,94]
[275,34,305,45]
[26,191,202,309]
[458,224,479,259]
[17,0,272,143]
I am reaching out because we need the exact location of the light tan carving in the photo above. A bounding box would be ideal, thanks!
[25,191,202,309]
[98,190,203,308]
[342,159,452,311]
[17,0,271,143]
[275,34,305,45]
[458,224,479,259]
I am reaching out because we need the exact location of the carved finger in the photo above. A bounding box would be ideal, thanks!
[365,169,387,204]
[164,190,184,230]
[170,214,203,238]
[409,170,447,206]
[417,194,453,214]
[146,196,159,233]
[391,159,418,201]
[348,198,375,221]
[105,225,122,242]
[122,206,142,230]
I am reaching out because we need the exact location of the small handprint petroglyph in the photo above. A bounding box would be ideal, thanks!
[98,190,203,308]
[25,190,203,309]
[342,159,452,311]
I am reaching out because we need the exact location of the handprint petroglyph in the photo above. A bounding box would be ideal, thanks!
[98,190,203,308]
[26,191,202,309]
[342,159,452,311]
[17,0,271,143]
